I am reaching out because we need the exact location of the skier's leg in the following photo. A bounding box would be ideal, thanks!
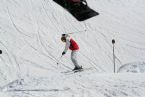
[71,50,80,68]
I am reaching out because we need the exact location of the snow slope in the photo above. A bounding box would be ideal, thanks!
[0,0,145,97]
[118,62,145,73]
[4,73,145,97]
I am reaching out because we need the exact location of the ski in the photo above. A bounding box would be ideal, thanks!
[61,67,92,74]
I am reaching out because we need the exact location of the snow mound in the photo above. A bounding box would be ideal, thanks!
[0,92,11,97]
[118,62,145,73]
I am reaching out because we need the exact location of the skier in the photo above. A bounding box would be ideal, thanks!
[61,34,82,70]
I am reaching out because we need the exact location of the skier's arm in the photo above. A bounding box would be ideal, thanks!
[63,38,70,53]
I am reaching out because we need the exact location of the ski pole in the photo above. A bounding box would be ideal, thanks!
[57,55,63,65]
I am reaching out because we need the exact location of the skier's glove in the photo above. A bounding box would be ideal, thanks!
[62,52,66,55]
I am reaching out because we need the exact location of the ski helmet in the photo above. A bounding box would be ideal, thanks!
[61,37,66,42]
[62,34,69,37]
[62,34,66,37]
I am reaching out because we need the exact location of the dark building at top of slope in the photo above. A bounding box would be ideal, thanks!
[53,0,99,21]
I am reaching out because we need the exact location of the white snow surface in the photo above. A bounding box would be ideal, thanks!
[118,62,145,73]
[0,0,145,97]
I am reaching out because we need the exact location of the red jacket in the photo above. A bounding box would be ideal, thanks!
[69,38,79,50]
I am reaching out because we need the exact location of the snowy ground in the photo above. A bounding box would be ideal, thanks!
[0,0,145,97]
[2,72,145,97]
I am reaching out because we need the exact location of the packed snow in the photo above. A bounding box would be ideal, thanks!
[0,0,145,97]
[118,62,145,73]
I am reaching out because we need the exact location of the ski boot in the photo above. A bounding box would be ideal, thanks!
[73,66,83,71]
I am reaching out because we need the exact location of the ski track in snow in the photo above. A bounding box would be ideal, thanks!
[0,0,145,97]
[4,73,145,97]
